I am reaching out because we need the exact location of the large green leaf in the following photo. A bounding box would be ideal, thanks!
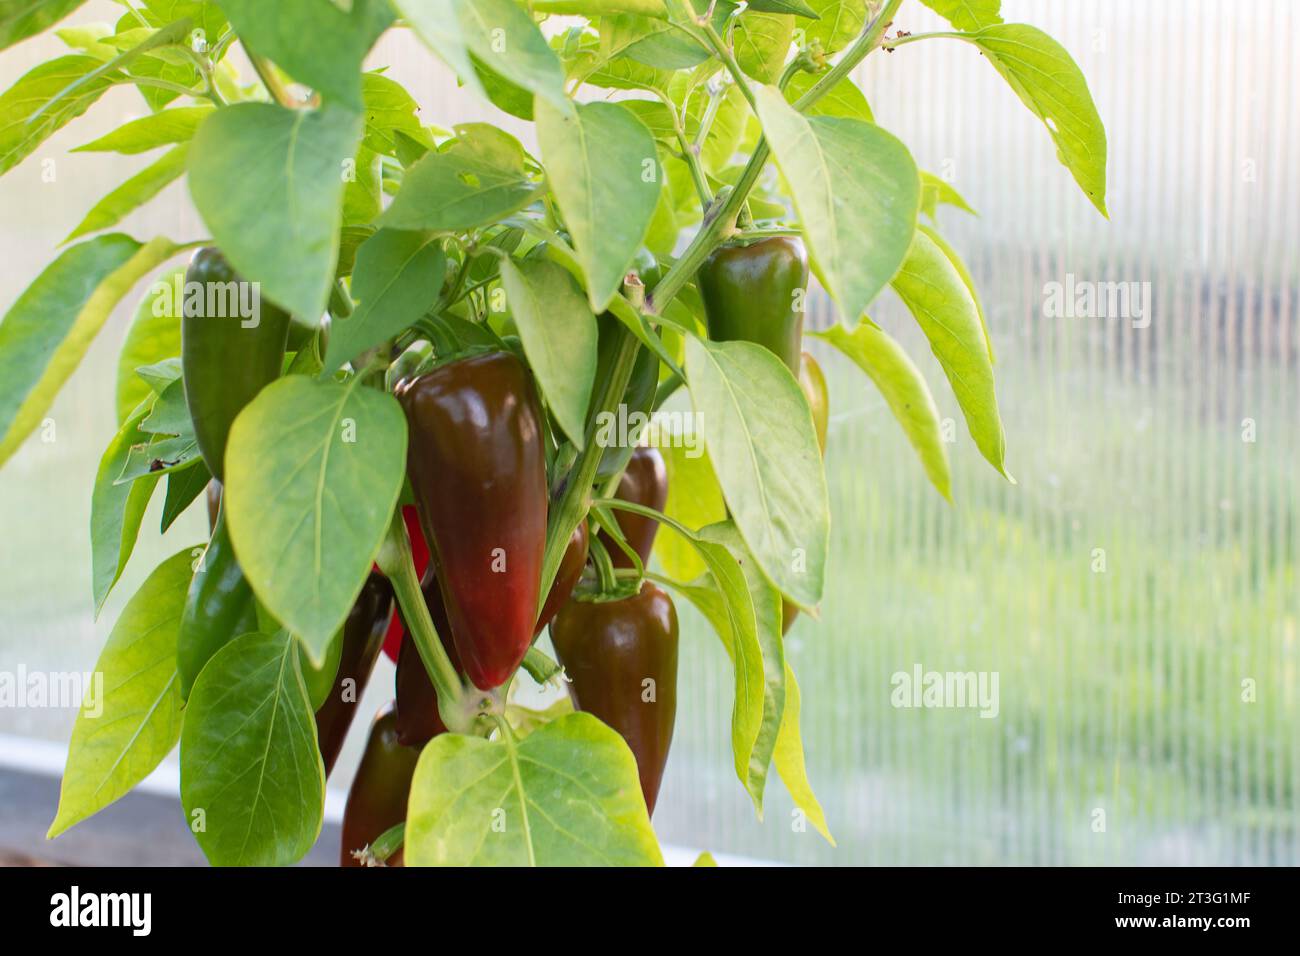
[188,102,363,320]
[772,663,833,843]
[115,269,183,424]
[323,229,445,372]
[406,713,664,866]
[918,0,1001,32]
[963,23,1107,216]
[74,104,212,154]
[360,71,435,158]
[47,547,195,838]
[217,0,392,109]
[651,434,725,582]
[1,0,89,52]
[378,143,542,232]
[599,13,711,70]
[0,54,120,176]
[535,99,661,312]
[753,84,919,325]
[816,320,953,500]
[802,0,866,56]
[0,234,184,467]
[395,0,569,114]
[919,221,992,363]
[735,12,793,83]
[65,143,189,243]
[784,68,872,121]
[889,228,1009,479]
[685,336,829,609]
[180,631,324,866]
[498,257,598,448]
[224,376,407,660]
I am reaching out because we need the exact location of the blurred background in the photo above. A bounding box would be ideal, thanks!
[0,0,1295,865]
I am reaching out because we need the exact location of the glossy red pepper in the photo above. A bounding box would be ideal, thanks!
[396,351,548,690]
[597,445,666,569]
[340,703,422,867]
[315,573,394,775]
[534,520,589,635]
[550,583,679,816]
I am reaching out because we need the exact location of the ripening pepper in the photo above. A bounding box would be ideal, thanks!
[697,236,809,375]
[782,351,830,634]
[597,445,667,569]
[340,703,422,867]
[396,351,548,690]
[550,583,679,816]
[315,573,394,775]
[181,247,290,481]
[177,503,257,699]
[395,523,587,746]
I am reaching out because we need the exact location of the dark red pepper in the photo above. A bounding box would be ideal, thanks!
[315,573,394,775]
[597,445,666,568]
[340,703,422,867]
[550,583,679,816]
[396,351,548,690]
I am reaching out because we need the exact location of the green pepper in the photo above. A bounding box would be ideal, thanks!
[340,703,422,867]
[177,502,258,699]
[697,236,809,374]
[782,350,830,634]
[181,247,290,481]
[598,445,666,568]
[396,351,548,691]
[315,573,394,775]
[550,583,679,816]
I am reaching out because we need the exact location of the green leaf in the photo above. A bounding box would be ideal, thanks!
[2,0,90,52]
[919,170,976,219]
[963,24,1107,216]
[361,72,434,157]
[224,376,407,661]
[0,54,121,176]
[498,257,598,449]
[91,404,161,611]
[378,143,542,233]
[917,0,1001,32]
[772,663,833,843]
[161,458,210,532]
[180,631,324,866]
[535,99,661,312]
[753,84,919,324]
[698,521,785,812]
[65,143,189,242]
[685,336,829,609]
[406,713,664,866]
[600,13,711,70]
[188,102,363,319]
[784,68,872,121]
[889,228,1009,480]
[342,145,382,226]
[918,221,992,364]
[47,547,196,839]
[116,269,182,424]
[815,320,953,500]
[142,0,228,40]
[217,0,392,110]
[802,0,866,56]
[735,12,793,83]
[0,234,184,467]
[748,0,818,16]
[74,105,212,154]
[324,229,445,372]
[395,0,569,114]
[693,851,718,866]
[650,433,725,582]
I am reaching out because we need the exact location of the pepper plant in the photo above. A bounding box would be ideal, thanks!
[0,0,1107,866]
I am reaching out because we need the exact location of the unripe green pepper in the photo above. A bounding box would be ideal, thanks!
[598,445,666,568]
[396,351,548,691]
[181,247,290,481]
[550,583,679,816]
[177,503,257,698]
[340,703,422,867]
[315,573,394,775]
[697,236,809,374]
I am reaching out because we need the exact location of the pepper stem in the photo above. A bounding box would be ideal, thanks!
[375,510,472,734]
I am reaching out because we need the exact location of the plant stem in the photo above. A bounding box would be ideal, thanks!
[592,496,698,543]
[244,45,296,108]
[655,89,711,208]
[521,647,562,684]
[374,511,469,733]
